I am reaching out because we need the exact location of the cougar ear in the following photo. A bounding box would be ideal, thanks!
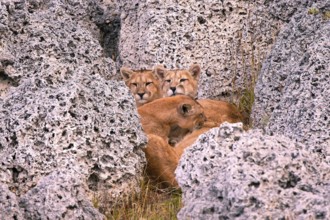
[188,64,201,80]
[120,67,134,81]
[178,103,193,116]
[153,64,166,79]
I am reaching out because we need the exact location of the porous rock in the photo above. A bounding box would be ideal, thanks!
[0,0,147,216]
[252,1,330,155]
[176,123,330,219]
[119,0,282,100]
[19,168,104,220]
[0,183,23,220]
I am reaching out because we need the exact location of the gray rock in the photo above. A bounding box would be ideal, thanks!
[0,75,146,196]
[0,183,23,220]
[176,123,330,219]
[0,0,147,216]
[252,1,330,155]
[118,0,282,100]
[267,0,312,22]
[19,168,104,220]
[176,1,330,219]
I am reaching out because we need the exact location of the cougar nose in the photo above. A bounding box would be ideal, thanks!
[137,93,145,99]
[170,87,176,93]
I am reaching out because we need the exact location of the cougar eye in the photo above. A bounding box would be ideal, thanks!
[131,83,137,87]
[165,79,171,83]
[146,82,153,86]
[180,78,188,83]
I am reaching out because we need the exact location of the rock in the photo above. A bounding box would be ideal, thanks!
[0,0,147,216]
[118,0,282,100]
[19,168,104,220]
[252,1,330,156]
[176,123,330,219]
[176,1,330,219]
[0,183,23,220]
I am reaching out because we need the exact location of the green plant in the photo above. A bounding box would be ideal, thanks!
[308,8,319,15]
[323,11,330,20]
[231,26,263,129]
[237,87,255,128]
[92,194,100,209]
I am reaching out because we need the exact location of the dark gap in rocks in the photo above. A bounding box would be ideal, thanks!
[88,173,99,191]
[64,143,74,150]
[10,132,18,146]
[87,150,92,158]
[315,211,325,219]
[202,206,215,214]
[197,16,207,24]
[278,171,301,189]
[68,110,77,119]
[248,181,260,188]
[0,70,19,88]
[101,155,114,164]
[67,204,78,210]
[11,166,21,183]
[299,184,313,192]
[86,138,91,146]
[96,15,121,61]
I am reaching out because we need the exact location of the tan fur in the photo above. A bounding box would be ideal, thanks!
[175,126,212,157]
[141,100,242,189]
[120,67,162,107]
[143,134,180,188]
[138,95,206,144]
[175,99,243,156]
[167,99,243,146]
[154,64,201,98]
[198,99,243,125]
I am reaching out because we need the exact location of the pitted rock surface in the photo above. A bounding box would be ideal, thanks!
[0,183,23,220]
[176,123,330,219]
[0,75,146,196]
[252,1,330,154]
[0,0,147,216]
[19,168,104,220]
[119,0,282,100]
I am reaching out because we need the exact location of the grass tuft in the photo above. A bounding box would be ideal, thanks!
[102,178,182,220]
[237,87,255,128]
[323,11,330,20]
[308,8,319,15]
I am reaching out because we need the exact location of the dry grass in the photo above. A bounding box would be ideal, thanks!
[104,178,183,220]
[231,22,265,128]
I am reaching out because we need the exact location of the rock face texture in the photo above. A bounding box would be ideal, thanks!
[252,1,330,156]
[119,0,282,100]
[0,183,23,220]
[175,1,330,219]
[0,0,329,219]
[0,0,146,218]
[176,1,330,219]
[176,123,330,219]
[19,169,104,220]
